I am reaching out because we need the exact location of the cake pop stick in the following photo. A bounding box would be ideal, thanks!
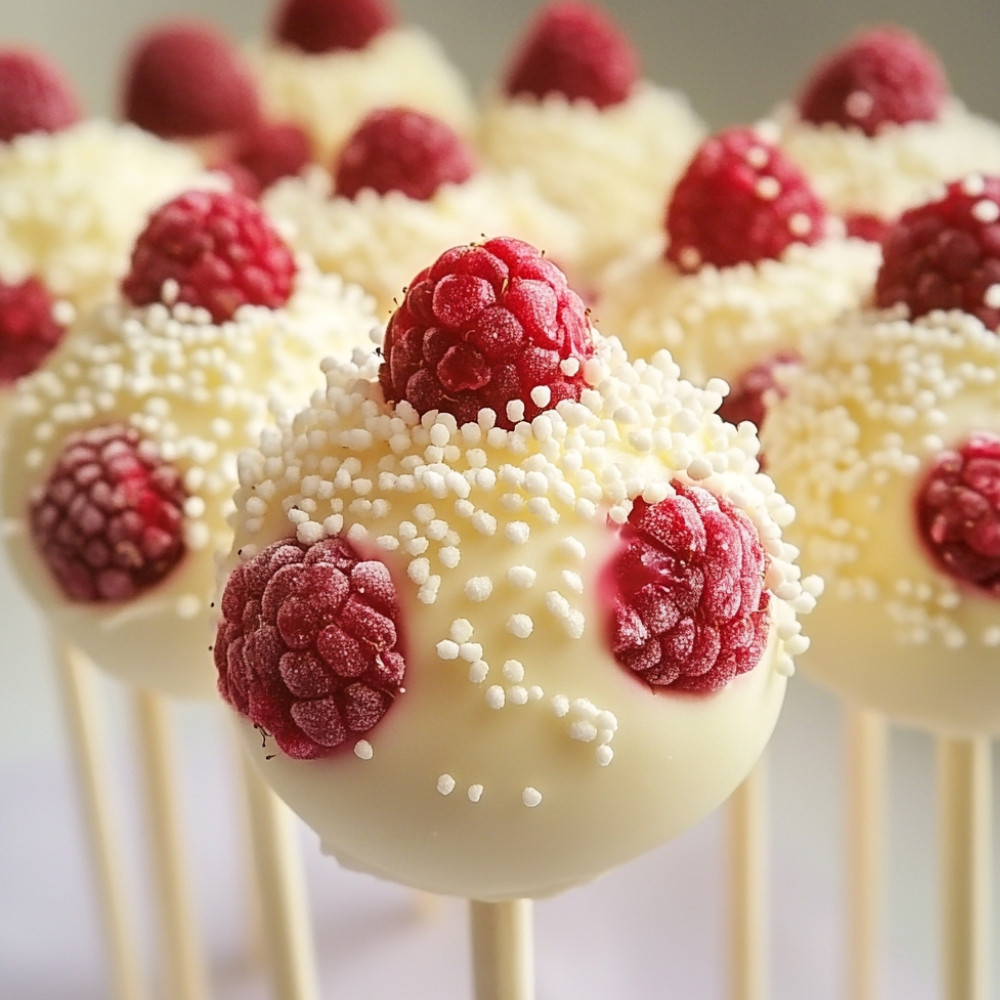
[728,764,767,1000]
[54,640,148,1000]
[938,737,992,1000]
[132,688,210,1000]
[470,899,534,1000]
[845,707,888,1000]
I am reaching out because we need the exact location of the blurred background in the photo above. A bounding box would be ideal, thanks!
[1,0,999,998]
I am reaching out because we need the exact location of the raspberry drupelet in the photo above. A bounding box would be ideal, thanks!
[212,234,817,899]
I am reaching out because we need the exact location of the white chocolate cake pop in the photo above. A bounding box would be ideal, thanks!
[595,125,879,392]
[761,175,1000,736]
[214,236,818,901]
[245,0,475,163]
[477,1,704,286]
[1,188,380,699]
[773,26,1000,240]
[263,105,581,320]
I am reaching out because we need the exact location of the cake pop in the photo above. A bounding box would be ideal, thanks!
[213,236,819,902]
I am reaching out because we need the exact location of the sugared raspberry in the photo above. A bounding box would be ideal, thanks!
[379,236,594,429]
[600,483,771,693]
[122,189,297,323]
[227,121,313,196]
[875,175,1000,330]
[0,276,67,384]
[121,20,261,140]
[717,352,800,433]
[797,26,946,137]
[665,127,827,273]
[915,434,1000,596]
[0,48,80,143]
[29,424,187,603]
[333,107,476,201]
[214,536,406,759]
[503,0,638,109]
[272,0,397,54]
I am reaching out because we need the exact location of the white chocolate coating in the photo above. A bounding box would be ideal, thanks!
[478,85,705,285]
[594,234,880,387]
[1,262,380,699]
[222,335,818,900]
[0,120,221,310]
[263,165,583,322]
[773,100,1000,222]
[246,27,476,162]
[762,308,1000,736]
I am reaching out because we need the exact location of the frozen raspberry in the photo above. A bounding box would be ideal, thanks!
[272,0,397,54]
[214,536,406,759]
[379,236,594,429]
[333,107,476,201]
[503,0,638,109]
[122,189,296,323]
[845,212,892,244]
[0,276,67,384]
[29,424,187,603]
[665,127,827,273]
[875,175,1000,330]
[915,434,1000,596]
[226,121,313,196]
[122,20,261,140]
[717,352,800,433]
[600,483,771,693]
[797,27,946,137]
[0,48,80,142]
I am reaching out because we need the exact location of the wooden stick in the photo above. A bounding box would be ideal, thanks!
[728,763,767,1000]
[132,689,210,1000]
[240,754,320,1000]
[938,736,992,1000]
[54,641,148,1000]
[845,707,887,1000]
[470,899,534,1000]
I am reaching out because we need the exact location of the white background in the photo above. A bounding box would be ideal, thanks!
[1,1,999,997]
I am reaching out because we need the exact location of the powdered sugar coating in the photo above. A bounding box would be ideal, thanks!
[221,330,817,899]
[245,26,475,162]
[263,164,582,320]
[478,84,705,285]
[762,307,1000,735]
[0,120,223,310]
[594,232,879,387]
[1,260,380,698]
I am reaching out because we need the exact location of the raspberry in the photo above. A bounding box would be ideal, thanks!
[600,483,771,693]
[875,175,1000,330]
[272,0,397,54]
[503,0,638,109]
[227,121,313,196]
[333,107,476,201]
[717,352,799,434]
[121,20,261,140]
[122,189,297,323]
[915,434,1000,596]
[29,424,187,603]
[845,212,892,244]
[0,276,67,384]
[797,27,946,137]
[665,127,827,273]
[0,48,80,143]
[379,236,594,429]
[214,536,406,759]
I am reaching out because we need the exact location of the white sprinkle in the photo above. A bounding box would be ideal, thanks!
[502,660,525,683]
[755,176,780,200]
[679,246,701,271]
[464,576,493,601]
[522,787,542,808]
[505,521,530,544]
[551,695,570,717]
[354,740,374,760]
[436,639,460,660]
[962,174,987,197]
[596,746,614,767]
[569,721,598,743]
[469,660,489,683]
[561,537,586,561]
[449,618,474,643]
[439,545,461,568]
[485,685,506,709]
[509,686,529,705]
[507,565,537,588]
[972,199,1000,224]
[746,144,769,169]
[560,357,580,377]
[437,774,456,796]
[845,89,874,120]
[507,614,534,638]
[506,399,526,424]
[459,642,483,662]
[985,284,1000,309]
[467,784,484,803]
[530,384,552,407]
[407,557,430,585]
[788,212,813,237]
